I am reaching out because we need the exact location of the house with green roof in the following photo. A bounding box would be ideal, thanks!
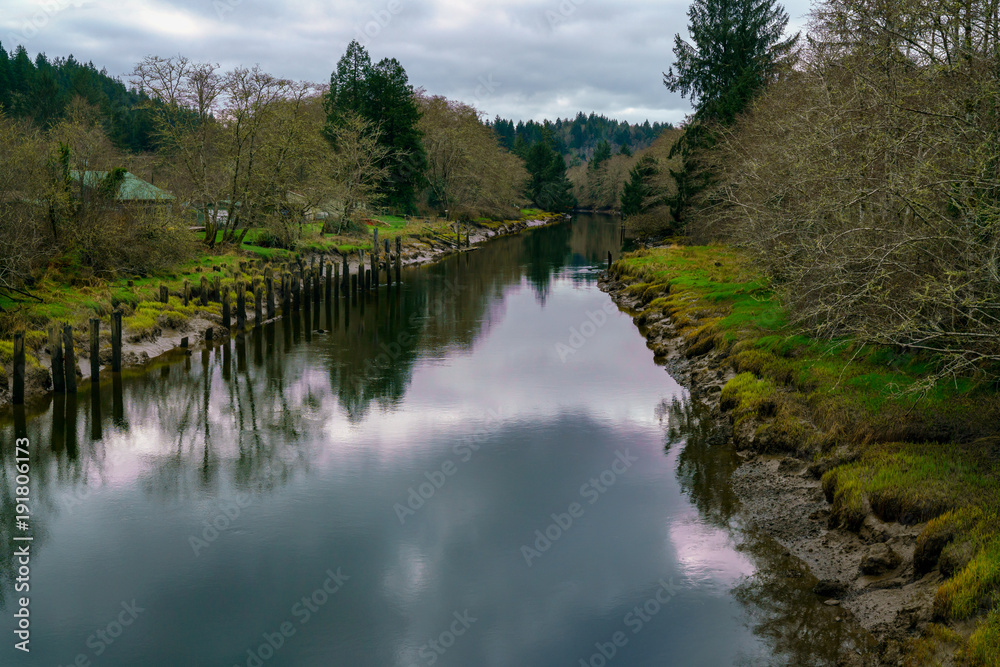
[69,170,176,212]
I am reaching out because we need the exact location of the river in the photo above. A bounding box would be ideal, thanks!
[0,213,869,666]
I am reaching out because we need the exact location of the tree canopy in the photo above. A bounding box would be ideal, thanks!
[663,0,798,123]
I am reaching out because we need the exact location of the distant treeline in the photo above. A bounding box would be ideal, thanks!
[489,113,670,160]
[0,41,156,152]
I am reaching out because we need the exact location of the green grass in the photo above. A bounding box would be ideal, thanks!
[612,244,1000,660]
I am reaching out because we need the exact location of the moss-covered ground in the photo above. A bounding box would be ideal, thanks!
[613,245,1000,664]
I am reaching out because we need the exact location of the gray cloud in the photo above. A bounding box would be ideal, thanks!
[1,0,812,125]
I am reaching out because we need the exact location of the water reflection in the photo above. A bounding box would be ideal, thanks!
[0,215,870,665]
[665,398,876,664]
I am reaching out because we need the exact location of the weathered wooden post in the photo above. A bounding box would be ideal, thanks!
[325,262,333,300]
[341,255,349,294]
[372,229,380,289]
[466,224,470,248]
[282,273,291,315]
[313,266,321,305]
[222,286,231,330]
[236,281,246,330]
[200,277,209,306]
[365,269,371,290]
[213,276,221,301]
[351,272,357,295]
[12,333,25,405]
[159,284,169,304]
[254,287,263,327]
[291,271,301,310]
[334,262,340,298]
[395,237,402,284]
[181,336,189,348]
[205,327,214,344]
[455,221,460,248]
[302,266,310,304]
[50,326,65,393]
[608,251,612,272]
[183,280,190,306]
[63,324,77,393]
[111,312,122,373]
[266,276,275,319]
[90,318,100,383]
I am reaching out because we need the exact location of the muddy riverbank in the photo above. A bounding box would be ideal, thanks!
[599,271,948,667]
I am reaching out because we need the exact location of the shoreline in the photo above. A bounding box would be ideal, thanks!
[0,215,566,413]
[599,268,947,666]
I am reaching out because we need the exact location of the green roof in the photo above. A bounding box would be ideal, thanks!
[69,171,176,202]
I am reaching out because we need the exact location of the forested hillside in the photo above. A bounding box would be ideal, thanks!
[490,113,669,161]
[0,41,156,152]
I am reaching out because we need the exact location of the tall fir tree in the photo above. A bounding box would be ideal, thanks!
[664,0,798,124]
[324,41,426,212]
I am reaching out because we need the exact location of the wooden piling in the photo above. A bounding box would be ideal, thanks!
[372,230,380,289]
[50,326,65,393]
[395,237,402,284]
[291,272,300,310]
[205,327,214,343]
[90,318,100,383]
[63,324,77,393]
[111,312,122,372]
[334,262,340,298]
[236,282,246,330]
[266,276,275,319]
[282,273,291,315]
[254,287,263,327]
[222,286,231,330]
[213,276,221,301]
[12,333,25,405]
[160,284,169,304]
[608,251,612,271]
[341,255,349,294]
[181,336,189,348]
[325,262,333,300]
[313,266,321,305]
[200,277,208,306]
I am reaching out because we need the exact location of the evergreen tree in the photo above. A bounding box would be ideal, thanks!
[620,155,659,219]
[324,41,426,212]
[663,0,798,124]
[590,139,612,171]
[524,132,575,211]
[367,57,426,211]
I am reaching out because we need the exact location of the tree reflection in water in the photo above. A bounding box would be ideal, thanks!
[663,397,876,665]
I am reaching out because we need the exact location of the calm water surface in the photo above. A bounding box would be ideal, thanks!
[1,214,870,666]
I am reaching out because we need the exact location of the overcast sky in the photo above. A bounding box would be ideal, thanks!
[1,0,811,125]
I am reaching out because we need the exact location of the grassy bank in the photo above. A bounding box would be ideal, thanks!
[0,210,561,396]
[611,245,1000,663]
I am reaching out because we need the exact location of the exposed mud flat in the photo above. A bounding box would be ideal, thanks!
[600,273,949,667]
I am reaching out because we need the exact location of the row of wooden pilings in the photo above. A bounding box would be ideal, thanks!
[8,233,404,405]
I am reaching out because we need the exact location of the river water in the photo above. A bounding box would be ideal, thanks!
[1,214,869,666]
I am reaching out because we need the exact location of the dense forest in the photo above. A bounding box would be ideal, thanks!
[0,41,156,152]
[490,113,669,161]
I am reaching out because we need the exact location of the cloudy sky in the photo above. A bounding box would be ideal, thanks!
[1,0,811,125]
